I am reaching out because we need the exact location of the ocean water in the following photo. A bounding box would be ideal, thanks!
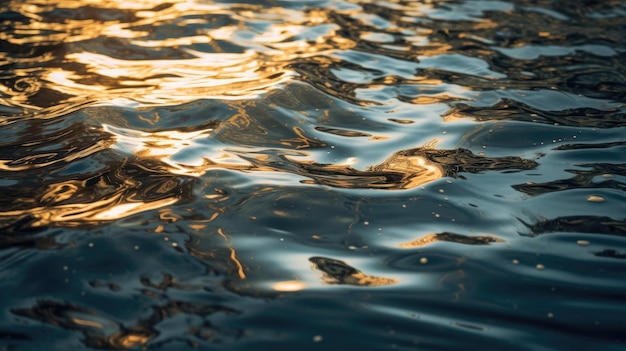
[0,0,625,350]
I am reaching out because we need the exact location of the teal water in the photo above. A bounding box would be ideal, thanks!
[0,1,625,350]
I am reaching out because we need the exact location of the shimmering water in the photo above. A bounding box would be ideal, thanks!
[1,0,625,350]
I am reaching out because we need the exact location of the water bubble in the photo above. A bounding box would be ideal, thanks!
[536,264,545,270]
[313,335,323,342]
[133,245,140,251]
[512,259,519,265]
[576,240,590,246]
[420,257,428,264]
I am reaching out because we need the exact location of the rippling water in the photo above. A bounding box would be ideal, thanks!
[1,0,625,349]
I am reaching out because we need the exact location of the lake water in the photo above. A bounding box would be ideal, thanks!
[1,0,625,350]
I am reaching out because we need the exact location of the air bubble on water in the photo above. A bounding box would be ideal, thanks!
[536,264,545,270]
[88,243,94,248]
[420,257,428,264]
[63,266,68,271]
[364,221,369,225]
[133,245,140,251]
[313,335,323,342]
[512,259,519,265]
[577,240,590,246]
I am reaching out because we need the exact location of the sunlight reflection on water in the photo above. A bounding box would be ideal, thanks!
[0,0,625,350]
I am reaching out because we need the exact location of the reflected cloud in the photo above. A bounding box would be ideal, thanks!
[519,215,626,238]
[400,232,504,248]
[309,256,397,287]
[513,162,626,197]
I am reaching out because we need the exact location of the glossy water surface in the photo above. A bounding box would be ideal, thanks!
[1,0,625,350]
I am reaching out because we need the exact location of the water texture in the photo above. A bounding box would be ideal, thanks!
[0,0,625,350]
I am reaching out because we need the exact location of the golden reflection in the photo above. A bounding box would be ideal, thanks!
[103,123,251,177]
[217,228,246,280]
[112,333,151,348]
[273,280,306,292]
[91,199,178,221]
[309,256,397,287]
[0,0,541,231]
[399,232,504,248]
[0,195,178,226]
[2,0,352,111]
[0,140,110,171]
[70,317,103,329]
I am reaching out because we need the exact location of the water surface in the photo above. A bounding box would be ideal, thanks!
[1,0,625,350]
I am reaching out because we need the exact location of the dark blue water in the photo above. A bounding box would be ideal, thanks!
[1,0,625,350]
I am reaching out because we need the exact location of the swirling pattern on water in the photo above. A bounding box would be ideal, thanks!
[1,0,625,350]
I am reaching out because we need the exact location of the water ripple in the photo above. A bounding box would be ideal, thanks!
[1,0,625,350]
